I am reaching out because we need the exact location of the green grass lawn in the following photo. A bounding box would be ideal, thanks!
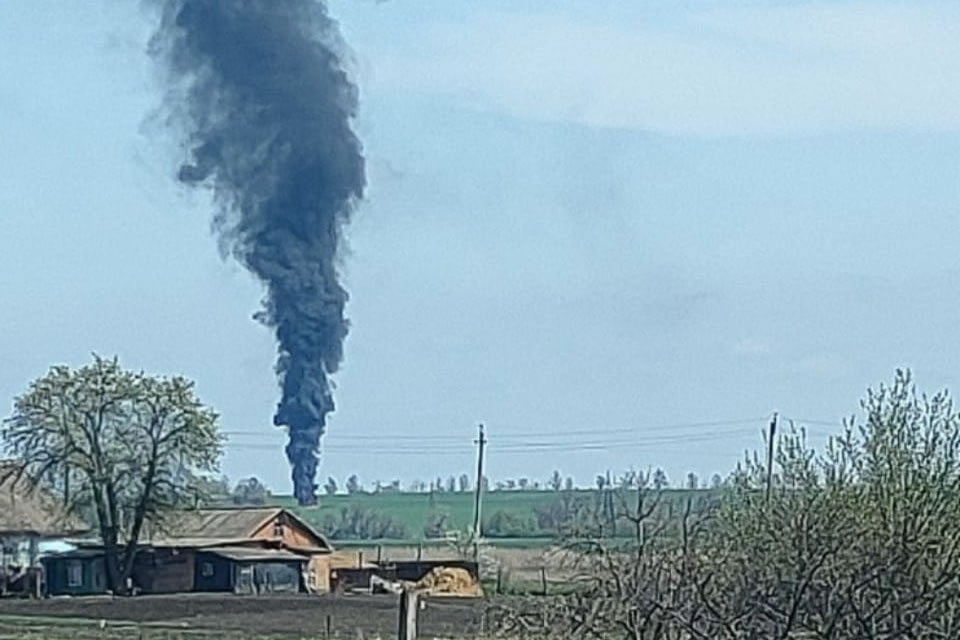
[266,488,720,543]
[280,489,555,534]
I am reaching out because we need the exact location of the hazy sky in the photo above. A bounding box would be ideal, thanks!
[1,0,958,492]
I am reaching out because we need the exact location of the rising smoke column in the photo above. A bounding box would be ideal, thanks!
[149,0,365,505]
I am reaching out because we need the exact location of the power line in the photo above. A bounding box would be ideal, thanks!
[221,428,770,456]
[221,416,775,442]
[222,429,762,450]
[780,415,844,427]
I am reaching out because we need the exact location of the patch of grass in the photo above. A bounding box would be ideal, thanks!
[273,488,718,543]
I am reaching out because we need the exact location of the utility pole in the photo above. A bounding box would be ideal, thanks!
[765,412,778,504]
[472,424,487,542]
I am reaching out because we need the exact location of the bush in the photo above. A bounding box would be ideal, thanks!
[508,371,960,639]
[423,511,451,538]
[483,510,539,537]
[320,506,409,540]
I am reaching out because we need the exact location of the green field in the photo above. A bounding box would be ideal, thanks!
[266,488,718,543]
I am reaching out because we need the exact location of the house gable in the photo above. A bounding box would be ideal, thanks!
[249,510,331,551]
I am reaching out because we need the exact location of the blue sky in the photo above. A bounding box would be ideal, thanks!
[1,0,958,492]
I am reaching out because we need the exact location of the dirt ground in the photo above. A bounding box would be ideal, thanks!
[0,593,486,638]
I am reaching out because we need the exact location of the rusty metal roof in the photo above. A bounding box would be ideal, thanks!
[149,508,331,550]
[157,508,283,540]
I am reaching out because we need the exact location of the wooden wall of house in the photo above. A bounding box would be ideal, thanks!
[307,554,330,593]
[193,552,233,592]
[43,556,106,596]
[133,549,195,594]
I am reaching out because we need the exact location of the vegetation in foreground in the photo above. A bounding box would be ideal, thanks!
[493,370,960,639]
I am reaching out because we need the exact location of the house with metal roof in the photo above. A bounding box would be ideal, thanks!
[43,507,333,596]
[0,463,89,596]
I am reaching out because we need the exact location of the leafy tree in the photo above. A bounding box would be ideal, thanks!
[231,476,270,505]
[505,479,517,490]
[549,470,563,491]
[710,473,723,489]
[484,509,539,537]
[458,473,470,492]
[193,474,231,502]
[480,475,489,492]
[518,477,530,490]
[320,506,408,540]
[445,475,456,493]
[1,356,222,594]
[564,476,575,491]
[323,476,338,496]
[652,467,669,490]
[345,474,362,494]
[685,471,699,490]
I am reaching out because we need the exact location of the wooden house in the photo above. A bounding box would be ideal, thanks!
[44,508,332,596]
[0,463,89,596]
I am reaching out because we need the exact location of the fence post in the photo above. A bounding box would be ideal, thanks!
[325,614,332,638]
[540,566,547,596]
[398,588,419,640]
[496,566,502,595]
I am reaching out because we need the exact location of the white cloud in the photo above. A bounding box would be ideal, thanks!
[367,2,960,136]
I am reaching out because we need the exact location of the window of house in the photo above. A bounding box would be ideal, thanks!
[201,562,214,578]
[273,521,285,537]
[67,561,83,587]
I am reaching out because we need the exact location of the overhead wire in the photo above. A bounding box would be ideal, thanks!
[219,415,845,457]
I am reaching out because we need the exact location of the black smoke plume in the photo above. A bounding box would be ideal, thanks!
[149,0,365,505]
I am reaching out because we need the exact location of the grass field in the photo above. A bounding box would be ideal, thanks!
[268,488,719,543]
[279,489,554,535]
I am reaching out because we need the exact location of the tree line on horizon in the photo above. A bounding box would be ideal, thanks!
[220,466,727,504]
